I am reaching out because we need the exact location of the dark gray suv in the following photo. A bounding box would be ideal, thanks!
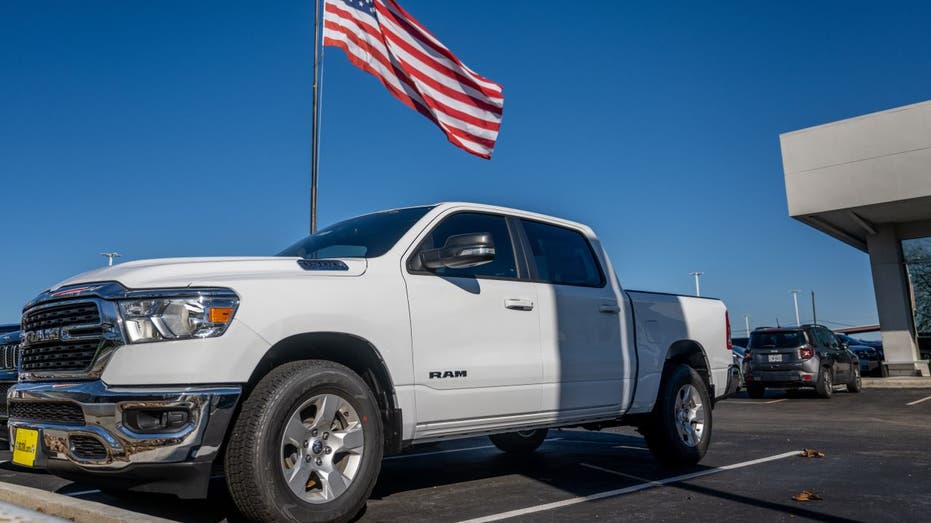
[0,330,19,439]
[744,325,861,399]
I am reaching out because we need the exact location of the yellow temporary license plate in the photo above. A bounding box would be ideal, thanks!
[12,428,39,467]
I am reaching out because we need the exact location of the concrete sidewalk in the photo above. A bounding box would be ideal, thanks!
[0,481,176,523]
[862,376,931,388]
[0,500,69,522]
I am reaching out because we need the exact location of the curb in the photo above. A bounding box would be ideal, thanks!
[0,481,176,523]
[862,377,931,389]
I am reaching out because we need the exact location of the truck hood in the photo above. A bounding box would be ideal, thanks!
[50,256,368,290]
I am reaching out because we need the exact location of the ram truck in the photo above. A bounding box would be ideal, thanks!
[9,203,733,523]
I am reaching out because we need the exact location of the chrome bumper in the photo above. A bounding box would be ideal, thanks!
[7,380,240,470]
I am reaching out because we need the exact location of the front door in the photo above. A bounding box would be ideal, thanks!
[403,211,542,435]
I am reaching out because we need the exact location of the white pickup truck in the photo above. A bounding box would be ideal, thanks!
[9,203,733,522]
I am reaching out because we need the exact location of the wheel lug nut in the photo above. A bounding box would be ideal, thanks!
[305,455,312,463]
[315,457,322,466]
[322,432,329,440]
[324,447,332,454]
[303,440,309,448]
[311,429,318,437]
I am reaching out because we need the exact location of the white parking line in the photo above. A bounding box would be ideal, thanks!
[64,489,101,497]
[456,450,800,523]
[384,438,563,461]
[906,394,931,406]
[728,398,787,405]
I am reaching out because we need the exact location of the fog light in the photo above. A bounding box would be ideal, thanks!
[123,408,191,433]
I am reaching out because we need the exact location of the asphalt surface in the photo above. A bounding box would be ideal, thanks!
[3,388,931,522]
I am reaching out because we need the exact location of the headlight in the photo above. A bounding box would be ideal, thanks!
[118,289,239,344]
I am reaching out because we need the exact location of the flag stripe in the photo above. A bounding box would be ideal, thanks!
[381,0,502,92]
[322,19,501,136]
[323,0,503,158]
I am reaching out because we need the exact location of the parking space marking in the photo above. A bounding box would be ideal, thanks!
[384,438,562,461]
[456,450,800,523]
[728,398,787,405]
[906,394,931,406]
[64,489,101,497]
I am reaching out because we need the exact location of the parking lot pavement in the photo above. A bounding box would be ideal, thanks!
[2,388,930,522]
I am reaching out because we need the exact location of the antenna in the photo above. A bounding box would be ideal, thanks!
[100,252,121,267]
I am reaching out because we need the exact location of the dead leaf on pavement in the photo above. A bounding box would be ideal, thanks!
[799,448,825,458]
[792,490,823,502]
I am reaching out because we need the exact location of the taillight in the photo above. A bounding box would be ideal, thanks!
[743,350,751,361]
[800,346,814,359]
[725,312,733,351]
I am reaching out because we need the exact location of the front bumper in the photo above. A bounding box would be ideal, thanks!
[7,380,240,498]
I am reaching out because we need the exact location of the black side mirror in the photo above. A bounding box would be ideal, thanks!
[420,233,495,270]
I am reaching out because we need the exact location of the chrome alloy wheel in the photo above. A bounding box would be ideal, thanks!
[280,393,365,503]
[674,384,705,448]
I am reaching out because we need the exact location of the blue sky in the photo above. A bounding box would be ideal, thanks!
[2,0,930,332]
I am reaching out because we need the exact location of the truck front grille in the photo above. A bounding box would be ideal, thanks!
[22,302,100,332]
[21,302,104,373]
[10,401,86,425]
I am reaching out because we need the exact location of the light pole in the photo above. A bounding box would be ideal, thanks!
[689,272,704,297]
[790,289,802,326]
[101,252,121,267]
[744,314,751,336]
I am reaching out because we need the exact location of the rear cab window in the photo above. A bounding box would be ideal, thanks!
[520,219,605,287]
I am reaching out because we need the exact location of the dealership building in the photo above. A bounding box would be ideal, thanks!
[781,100,931,376]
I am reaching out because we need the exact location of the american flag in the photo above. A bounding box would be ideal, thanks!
[323,0,504,159]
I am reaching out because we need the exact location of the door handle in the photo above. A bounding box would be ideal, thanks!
[599,304,620,314]
[504,298,534,311]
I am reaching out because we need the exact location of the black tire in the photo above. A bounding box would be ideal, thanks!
[747,383,765,399]
[816,367,833,399]
[641,365,712,466]
[847,367,862,393]
[225,360,384,523]
[489,429,548,455]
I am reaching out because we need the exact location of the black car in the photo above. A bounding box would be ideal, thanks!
[0,324,18,336]
[744,325,861,399]
[0,330,19,439]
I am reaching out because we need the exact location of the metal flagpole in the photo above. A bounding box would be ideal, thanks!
[310,0,323,233]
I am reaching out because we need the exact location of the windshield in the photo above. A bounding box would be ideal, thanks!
[278,206,433,259]
[749,331,806,349]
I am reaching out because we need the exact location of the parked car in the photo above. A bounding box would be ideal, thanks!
[0,330,19,440]
[836,333,884,360]
[919,335,930,362]
[0,324,18,336]
[847,345,881,376]
[731,337,749,348]
[745,325,861,399]
[728,344,747,392]
[7,202,732,522]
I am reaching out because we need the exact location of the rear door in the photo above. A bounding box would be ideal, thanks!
[820,327,851,381]
[518,218,626,419]
[403,211,543,433]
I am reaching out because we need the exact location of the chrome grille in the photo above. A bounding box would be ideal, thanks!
[21,302,103,373]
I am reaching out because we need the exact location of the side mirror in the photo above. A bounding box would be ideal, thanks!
[839,341,848,350]
[420,233,495,270]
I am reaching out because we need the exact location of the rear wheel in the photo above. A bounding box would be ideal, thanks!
[489,429,548,455]
[816,367,833,398]
[747,383,765,399]
[225,360,383,523]
[641,364,712,466]
[847,367,862,393]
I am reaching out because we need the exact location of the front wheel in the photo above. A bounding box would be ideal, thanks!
[225,360,384,523]
[489,429,548,455]
[847,367,862,393]
[816,367,834,398]
[641,364,712,466]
